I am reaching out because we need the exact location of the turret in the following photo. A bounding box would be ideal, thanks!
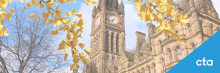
[147,22,155,45]
[119,0,124,13]
[92,6,96,16]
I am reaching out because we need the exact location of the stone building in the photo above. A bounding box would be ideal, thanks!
[83,0,220,73]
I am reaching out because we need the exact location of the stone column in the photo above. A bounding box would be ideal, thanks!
[108,31,112,52]
[113,33,117,53]
[189,0,203,43]
[172,50,178,62]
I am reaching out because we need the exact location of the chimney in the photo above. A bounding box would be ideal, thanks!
[136,31,146,50]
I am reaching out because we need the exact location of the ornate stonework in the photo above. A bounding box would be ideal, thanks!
[83,0,220,73]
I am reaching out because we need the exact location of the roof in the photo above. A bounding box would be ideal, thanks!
[125,51,134,62]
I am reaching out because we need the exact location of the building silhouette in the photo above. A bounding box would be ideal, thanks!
[83,0,220,73]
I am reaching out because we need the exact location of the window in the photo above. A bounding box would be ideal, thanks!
[154,64,157,73]
[176,30,179,35]
[142,68,145,73]
[169,49,173,62]
[112,56,115,61]
[146,51,148,58]
[193,44,196,50]
[116,34,119,53]
[188,25,193,35]
[149,67,151,73]
[159,40,163,51]
[111,33,114,52]
[137,70,140,73]
[163,59,166,71]
[177,47,182,60]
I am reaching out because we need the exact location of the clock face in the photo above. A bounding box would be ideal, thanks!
[96,17,100,26]
[109,15,118,24]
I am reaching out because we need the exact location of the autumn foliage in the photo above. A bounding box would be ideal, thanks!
[0,0,189,71]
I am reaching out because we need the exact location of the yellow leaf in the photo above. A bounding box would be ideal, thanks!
[7,0,12,3]
[135,2,141,11]
[58,40,68,53]
[0,28,9,36]
[19,0,24,3]
[76,64,80,69]
[0,3,7,12]
[49,0,53,3]
[84,48,91,55]
[0,25,2,29]
[53,20,62,27]
[164,30,170,36]
[180,19,189,25]
[79,43,85,49]
[54,0,58,5]
[44,18,48,24]
[177,11,184,19]
[49,10,54,18]
[31,0,37,5]
[64,53,68,61]
[149,13,155,21]
[23,6,26,13]
[63,19,71,24]
[92,1,97,6]
[64,0,71,3]
[35,16,40,22]
[46,3,53,10]
[166,7,172,15]
[73,0,76,4]
[29,12,35,18]
[0,20,4,25]
[85,0,92,5]
[168,0,173,6]
[171,9,176,15]
[42,12,49,19]
[4,13,12,21]
[65,12,72,17]
[73,54,79,64]
[71,8,77,13]
[51,30,59,35]
[7,8,14,14]
[47,19,54,24]
[75,12,83,19]
[27,1,32,7]
[36,1,44,8]
[79,53,90,64]
[58,0,64,4]
[70,63,76,71]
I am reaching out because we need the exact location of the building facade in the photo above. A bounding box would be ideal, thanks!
[83,0,220,73]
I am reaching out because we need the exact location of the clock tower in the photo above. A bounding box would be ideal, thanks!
[86,0,125,73]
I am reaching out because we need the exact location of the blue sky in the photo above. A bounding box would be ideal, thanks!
[5,0,220,72]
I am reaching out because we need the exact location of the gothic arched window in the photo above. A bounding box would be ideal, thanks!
[142,68,145,73]
[111,32,114,52]
[188,24,193,35]
[192,43,196,50]
[154,64,157,73]
[149,67,151,73]
[177,46,182,60]
[176,30,179,35]
[116,34,119,53]
[169,49,173,63]
[159,40,163,51]
[163,59,166,71]
[146,50,148,58]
